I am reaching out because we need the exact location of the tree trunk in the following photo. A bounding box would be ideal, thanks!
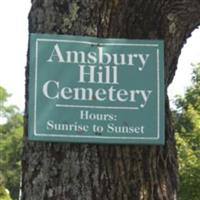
[22,0,200,199]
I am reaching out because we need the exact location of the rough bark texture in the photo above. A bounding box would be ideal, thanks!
[22,0,200,200]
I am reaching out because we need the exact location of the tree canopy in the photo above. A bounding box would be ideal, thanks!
[173,63,200,200]
[0,86,23,200]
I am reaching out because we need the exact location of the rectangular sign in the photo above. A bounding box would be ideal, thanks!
[28,33,164,144]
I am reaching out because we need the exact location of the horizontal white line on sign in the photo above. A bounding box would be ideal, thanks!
[37,39,159,47]
[56,104,139,110]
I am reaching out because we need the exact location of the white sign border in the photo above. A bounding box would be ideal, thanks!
[32,38,162,141]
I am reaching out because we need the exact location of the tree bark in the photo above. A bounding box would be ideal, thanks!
[22,0,200,199]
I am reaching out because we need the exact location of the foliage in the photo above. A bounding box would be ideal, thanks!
[173,63,200,200]
[0,185,12,200]
[0,86,23,200]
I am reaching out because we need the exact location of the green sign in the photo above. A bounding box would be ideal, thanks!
[28,33,164,144]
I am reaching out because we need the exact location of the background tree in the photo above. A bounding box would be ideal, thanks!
[0,86,23,200]
[22,1,200,199]
[173,63,200,200]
